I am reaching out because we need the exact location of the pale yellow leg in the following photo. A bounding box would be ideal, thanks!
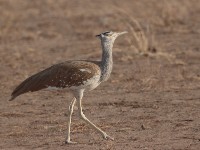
[76,90,114,141]
[65,97,77,144]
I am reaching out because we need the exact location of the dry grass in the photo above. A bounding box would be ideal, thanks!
[112,4,188,65]
[127,21,157,56]
[113,6,181,64]
[113,7,157,55]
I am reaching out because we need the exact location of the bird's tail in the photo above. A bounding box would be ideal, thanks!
[9,71,48,101]
[9,64,60,101]
[9,76,35,101]
[9,95,15,101]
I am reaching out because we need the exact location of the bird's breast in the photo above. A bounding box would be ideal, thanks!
[69,74,101,91]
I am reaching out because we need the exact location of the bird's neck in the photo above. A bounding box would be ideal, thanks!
[100,40,113,82]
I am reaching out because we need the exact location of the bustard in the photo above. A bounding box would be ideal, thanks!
[9,31,127,144]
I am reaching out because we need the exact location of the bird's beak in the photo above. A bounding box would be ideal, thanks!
[117,31,128,36]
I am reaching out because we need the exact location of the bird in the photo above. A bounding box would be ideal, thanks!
[9,31,127,144]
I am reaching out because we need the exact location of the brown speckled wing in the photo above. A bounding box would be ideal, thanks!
[10,61,101,100]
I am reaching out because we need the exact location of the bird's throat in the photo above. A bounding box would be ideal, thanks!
[100,40,113,82]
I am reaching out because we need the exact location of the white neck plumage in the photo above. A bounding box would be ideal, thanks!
[100,39,114,82]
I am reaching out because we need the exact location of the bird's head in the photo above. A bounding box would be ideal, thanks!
[96,31,127,43]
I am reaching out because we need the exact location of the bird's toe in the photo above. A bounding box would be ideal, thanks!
[65,140,77,144]
[103,133,114,141]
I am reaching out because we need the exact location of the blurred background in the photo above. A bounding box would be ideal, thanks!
[0,0,200,149]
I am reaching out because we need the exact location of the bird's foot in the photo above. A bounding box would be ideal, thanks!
[65,140,77,144]
[103,133,114,141]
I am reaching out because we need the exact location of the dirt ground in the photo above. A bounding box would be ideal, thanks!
[0,0,200,149]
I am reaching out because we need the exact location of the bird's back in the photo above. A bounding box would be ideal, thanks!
[10,60,101,100]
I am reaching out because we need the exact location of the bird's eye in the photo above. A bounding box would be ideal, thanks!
[104,32,111,36]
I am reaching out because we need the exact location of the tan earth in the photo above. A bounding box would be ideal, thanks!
[0,0,200,149]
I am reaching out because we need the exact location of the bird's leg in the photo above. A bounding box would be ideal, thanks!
[76,90,114,141]
[65,97,77,144]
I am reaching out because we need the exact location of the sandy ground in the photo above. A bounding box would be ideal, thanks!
[0,0,200,149]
